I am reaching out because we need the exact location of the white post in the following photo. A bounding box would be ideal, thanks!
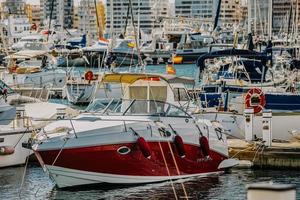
[244,108,254,141]
[262,110,272,147]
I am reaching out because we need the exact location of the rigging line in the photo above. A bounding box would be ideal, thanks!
[252,142,264,162]
[13,127,30,149]
[128,0,144,67]
[18,148,31,198]
[51,138,68,166]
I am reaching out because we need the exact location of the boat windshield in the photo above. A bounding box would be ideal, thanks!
[86,99,192,118]
[23,43,47,51]
[85,99,122,113]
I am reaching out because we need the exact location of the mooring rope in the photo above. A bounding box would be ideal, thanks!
[166,141,189,200]
[157,141,179,200]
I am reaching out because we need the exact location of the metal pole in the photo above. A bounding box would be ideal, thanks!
[268,0,273,40]
[248,0,252,34]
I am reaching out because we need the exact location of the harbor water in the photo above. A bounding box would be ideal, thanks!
[1,164,300,200]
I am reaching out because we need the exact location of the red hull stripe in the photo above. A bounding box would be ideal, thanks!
[37,142,227,176]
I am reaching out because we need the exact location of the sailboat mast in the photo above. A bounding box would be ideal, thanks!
[248,0,252,34]
[268,0,273,40]
[94,0,103,39]
[296,0,299,45]
[58,0,64,32]
[109,0,114,51]
[213,0,221,30]
[128,0,143,67]
[287,2,293,46]
[47,0,56,41]
[254,0,257,34]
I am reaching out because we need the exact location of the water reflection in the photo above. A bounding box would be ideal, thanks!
[49,175,220,200]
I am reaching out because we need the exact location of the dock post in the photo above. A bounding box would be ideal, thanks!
[244,108,254,141]
[247,182,296,200]
[262,110,272,147]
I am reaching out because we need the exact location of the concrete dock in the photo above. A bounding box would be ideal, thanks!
[228,139,300,169]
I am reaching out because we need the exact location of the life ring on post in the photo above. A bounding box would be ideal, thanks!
[84,70,94,81]
[244,88,266,114]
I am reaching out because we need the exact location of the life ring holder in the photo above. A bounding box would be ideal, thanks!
[244,88,266,114]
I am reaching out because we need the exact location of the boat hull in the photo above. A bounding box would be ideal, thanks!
[45,165,222,188]
[0,128,32,168]
[202,112,300,140]
[66,83,97,104]
[36,141,227,188]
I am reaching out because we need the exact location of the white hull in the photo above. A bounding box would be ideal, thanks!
[0,128,32,168]
[0,105,16,125]
[66,82,122,104]
[66,83,97,104]
[3,69,66,88]
[46,165,222,188]
[202,112,300,140]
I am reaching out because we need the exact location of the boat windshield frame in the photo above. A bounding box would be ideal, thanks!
[87,99,193,118]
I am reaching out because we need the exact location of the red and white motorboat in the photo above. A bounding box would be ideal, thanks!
[31,99,235,188]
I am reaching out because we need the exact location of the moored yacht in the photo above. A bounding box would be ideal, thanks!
[31,99,234,188]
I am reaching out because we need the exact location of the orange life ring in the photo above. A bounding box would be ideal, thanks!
[244,88,266,113]
[84,70,94,81]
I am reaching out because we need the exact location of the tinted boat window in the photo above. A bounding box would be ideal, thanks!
[173,88,189,101]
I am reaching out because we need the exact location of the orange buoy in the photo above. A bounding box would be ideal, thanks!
[199,136,210,157]
[0,146,15,155]
[166,63,176,75]
[85,70,94,81]
[174,135,185,158]
[137,137,151,159]
[127,42,135,48]
[173,56,183,64]
[244,88,266,114]
[9,66,18,73]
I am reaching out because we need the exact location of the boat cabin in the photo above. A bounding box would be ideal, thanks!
[85,73,196,112]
